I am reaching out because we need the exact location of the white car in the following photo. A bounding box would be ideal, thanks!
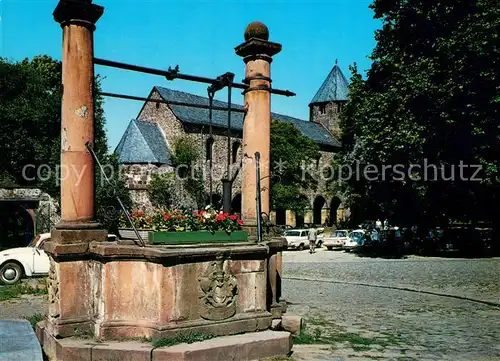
[323,230,350,250]
[0,232,117,285]
[283,229,309,250]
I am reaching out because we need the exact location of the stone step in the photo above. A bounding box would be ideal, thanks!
[37,321,292,361]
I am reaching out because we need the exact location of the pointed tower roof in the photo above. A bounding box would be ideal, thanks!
[115,119,172,164]
[310,60,349,104]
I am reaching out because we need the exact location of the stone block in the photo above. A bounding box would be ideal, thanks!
[235,272,257,313]
[271,319,282,330]
[228,260,264,274]
[281,315,303,336]
[50,228,108,245]
[102,261,162,324]
[152,331,291,361]
[57,338,94,361]
[35,321,45,345]
[92,341,153,361]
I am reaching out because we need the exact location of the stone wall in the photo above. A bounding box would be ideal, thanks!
[126,90,344,220]
[137,90,243,204]
[310,101,345,139]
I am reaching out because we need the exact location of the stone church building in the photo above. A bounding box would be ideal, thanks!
[115,62,350,227]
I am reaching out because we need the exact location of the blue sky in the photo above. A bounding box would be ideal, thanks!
[1,0,380,151]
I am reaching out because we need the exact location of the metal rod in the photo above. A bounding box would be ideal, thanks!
[85,142,145,247]
[208,90,214,207]
[227,76,234,178]
[98,91,247,113]
[93,57,296,97]
[255,151,262,243]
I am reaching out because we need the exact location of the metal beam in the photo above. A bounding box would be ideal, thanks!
[93,58,296,97]
[98,91,247,113]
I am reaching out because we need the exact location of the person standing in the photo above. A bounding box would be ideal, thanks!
[383,218,389,230]
[308,227,317,254]
[375,219,382,231]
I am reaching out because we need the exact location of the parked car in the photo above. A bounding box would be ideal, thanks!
[343,229,369,251]
[0,232,118,285]
[283,229,309,250]
[323,230,350,250]
[316,227,325,248]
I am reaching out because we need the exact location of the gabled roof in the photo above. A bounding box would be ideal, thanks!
[310,63,349,104]
[115,119,172,164]
[156,87,341,148]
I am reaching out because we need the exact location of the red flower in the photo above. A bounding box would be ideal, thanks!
[164,214,171,221]
[229,215,237,221]
[215,213,227,222]
[237,219,243,226]
[138,210,144,216]
[194,212,200,217]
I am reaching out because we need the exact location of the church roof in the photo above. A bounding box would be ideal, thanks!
[115,119,172,164]
[310,63,349,104]
[155,87,341,148]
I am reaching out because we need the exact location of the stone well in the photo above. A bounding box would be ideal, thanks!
[38,1,295,359]
[43,240,286,341]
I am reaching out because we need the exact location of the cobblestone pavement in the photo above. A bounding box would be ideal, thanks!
[0,295,47,320]
[283,248,500,361]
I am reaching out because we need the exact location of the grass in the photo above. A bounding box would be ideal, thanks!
[25,313,46,330]
[293,326,326,344]
[152,332,215,347]
[0,283,48,301]
[296,315,410,355]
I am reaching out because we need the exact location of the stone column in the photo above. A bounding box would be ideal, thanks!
[55,0,103,227]
[44,0,107,339]
[235,22,282,230]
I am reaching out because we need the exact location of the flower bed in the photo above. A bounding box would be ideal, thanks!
[119,207,247,244]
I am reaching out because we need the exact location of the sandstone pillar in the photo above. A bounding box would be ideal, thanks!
[55,0,103,227]
[235,22,281,228]
[44,0,107,339]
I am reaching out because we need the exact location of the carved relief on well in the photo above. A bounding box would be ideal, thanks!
[47,256,60,320]
[198,256,238,321]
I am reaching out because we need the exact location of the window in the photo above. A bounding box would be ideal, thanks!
[156,102,160,109]
[206,137,214,161]
[319,104,326,114]
[284,231,300,237]
[232,142,241,163]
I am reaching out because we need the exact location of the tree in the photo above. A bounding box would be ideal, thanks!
[147,172,175,210]
[171,136,205,209]
[0,55,128,231]
[270,120,320,214]
[337,0,500,229]
[95,153,132,233]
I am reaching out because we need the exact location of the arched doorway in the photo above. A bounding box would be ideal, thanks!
[329,197,342,226]
[0,203,35,250]
[275,209,286,225]
[231,193,241,214]
[313,196,326,225]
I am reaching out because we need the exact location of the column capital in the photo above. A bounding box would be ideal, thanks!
[53,0,104,29]
[235,38,282,63]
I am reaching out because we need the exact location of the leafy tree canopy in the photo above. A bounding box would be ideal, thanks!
[0,55,129,230]
[337,0,500,227]
[270,120,320,213]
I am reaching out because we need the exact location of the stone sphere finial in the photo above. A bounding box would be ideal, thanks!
[244,21,269,41]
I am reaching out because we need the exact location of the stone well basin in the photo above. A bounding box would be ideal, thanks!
[43,239,285,340]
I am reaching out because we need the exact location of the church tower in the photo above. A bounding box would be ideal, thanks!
[309,60,349,139]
